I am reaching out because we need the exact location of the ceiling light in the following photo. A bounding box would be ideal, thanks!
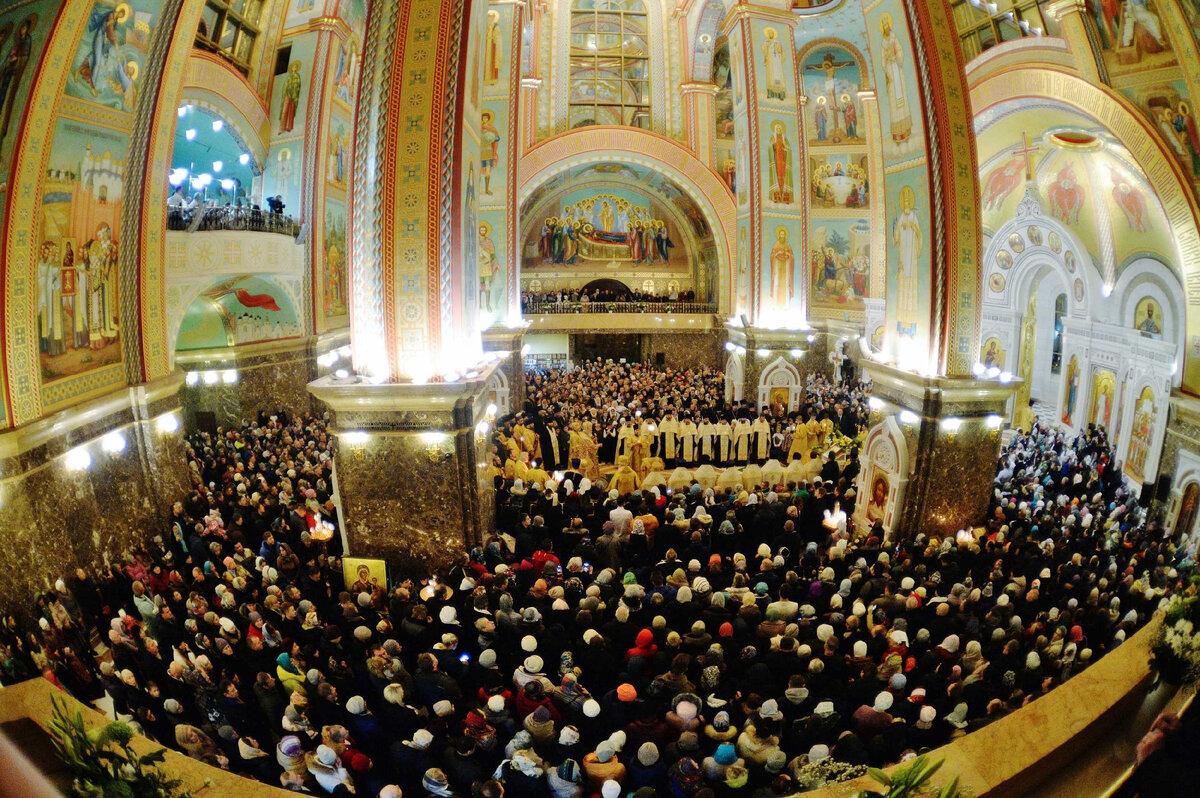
[184,128,196,141]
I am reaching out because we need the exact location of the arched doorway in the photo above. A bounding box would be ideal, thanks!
[518,127,736,313]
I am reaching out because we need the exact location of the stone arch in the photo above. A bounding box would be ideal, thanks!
[1113,258,1185,375]
[854,415,910,543]
[757,356,801,411]
[519,127,737,312]
[690,0,728,81]
[971,68,1200,396]
[982,203,1094,321]
[724,351,744,403]
[486,367,511,414]
[180,54,270,175]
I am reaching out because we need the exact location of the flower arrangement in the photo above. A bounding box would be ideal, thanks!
[793,757,868,791]
[1150,578,1200,686]
[49,695,203,798]
[855,756,961,798]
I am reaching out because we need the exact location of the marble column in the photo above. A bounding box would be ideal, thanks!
[858,361,1016,542]
[482,326,527,414]
[314,0,498,578]
[308,370,498,577]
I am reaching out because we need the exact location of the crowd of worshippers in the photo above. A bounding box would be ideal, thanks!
[521,288,700,309]
[514,361,868,477]
[0,407,1185,798]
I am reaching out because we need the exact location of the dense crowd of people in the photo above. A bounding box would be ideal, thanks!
[0,384,1184,797]
[513,362,867,484]
[521,288,710,313]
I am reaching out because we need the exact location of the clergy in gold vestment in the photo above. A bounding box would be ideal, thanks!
[697,419,716,463]
[678,418,698,465]
[732,418,752,464]
[617,420,637,459]
[751,416,772,463]
[714,419,733,465]
[611,457,638,496]
[658,414,680,465]
[788,421,810,463]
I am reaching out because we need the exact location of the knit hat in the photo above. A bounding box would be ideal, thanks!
[524,655,543,672]
[433,699,454,717]
[521,634,538,652]
[601,780,621,798]
[595,741,616,763]
[712,710,731,731]
[714,742,737,765]
[315,745,338,766]
[873,691,894,712]
[410,729,434,749]
[559,725,580,745]
[479,649,497,667]
[346,696,367,715]
[583,699,601,718]
[487,695,506,712]
[617,683,638,702]
[557,759,581,783]
[422,768,449,792]
[637,742,659,766]
[765,749,787,774]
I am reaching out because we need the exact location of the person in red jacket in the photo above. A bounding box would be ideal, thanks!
[624,628,657,663]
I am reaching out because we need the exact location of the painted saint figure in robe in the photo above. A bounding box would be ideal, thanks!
[892,185,921,335]
[880,13,912,143]
[279,61,302,133]
[761,27,786,101]
[481,110,500,195]
[1062,355,1079,426]
[485,10,502,85]
[768,122,793,204]
[0,16,34,147]
[769,227,794,308]
[75,3,138,107]
[479,221,498,313]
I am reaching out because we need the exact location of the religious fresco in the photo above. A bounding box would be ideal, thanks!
[1062,354,1080,426]
[1088,0,1175,77]
[176,275,302,351]
[331,39,359,108]
[66,0,154,112]
[323,197,348,319]
[981,337,1006,369]
[1176,481,1200,538]
[525,189,684,268]
[864,4,924,161]
[886,172,928,349]
[1125,385,1158,484]
[800,47,864,146]
[1089,367,1117,429]
[1120,81,1200,186]
[713,41,735,193]
[757,22,792,105]
[761,115,798,208]
[0,3,54,223]
[38,111,128,383]
[809,154,869,209]
[809,218,869,309]
[284,0,321,30]
[476,0,515,327]
[271,35,314,139]
[761,218,803,312]
[976,103,1176,282]
[326,115,350,189]
[1135,296,1164,339]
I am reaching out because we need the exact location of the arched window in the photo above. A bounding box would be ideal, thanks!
[1051,293,1066,374]
[568,0,650,129]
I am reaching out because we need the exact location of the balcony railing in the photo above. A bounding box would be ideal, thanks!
[167,206,301,237]
[522,300,717,315]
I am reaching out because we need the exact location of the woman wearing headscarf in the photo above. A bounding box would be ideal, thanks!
[175,724,227,768]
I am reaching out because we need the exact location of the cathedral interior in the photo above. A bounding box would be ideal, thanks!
[1,0,1200,795]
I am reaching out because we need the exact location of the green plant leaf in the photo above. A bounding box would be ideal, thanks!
[867,767,893,786]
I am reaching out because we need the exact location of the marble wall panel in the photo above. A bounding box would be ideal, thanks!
[643,332,723,370]
[334,432,473,577]
[0,413,190,618]
[180,348,318,429]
